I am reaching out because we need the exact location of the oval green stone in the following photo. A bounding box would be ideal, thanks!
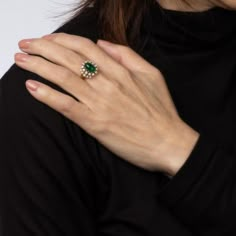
[85,62,96,73]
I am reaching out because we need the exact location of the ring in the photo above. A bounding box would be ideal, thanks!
[80,60,99,79]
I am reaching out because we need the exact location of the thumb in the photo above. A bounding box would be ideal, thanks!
[97,40,155,73]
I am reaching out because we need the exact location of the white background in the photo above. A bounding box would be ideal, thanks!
[0,0,78,78]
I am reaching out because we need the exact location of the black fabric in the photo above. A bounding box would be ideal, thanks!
[145,3,236,235]
[0,2,236,236]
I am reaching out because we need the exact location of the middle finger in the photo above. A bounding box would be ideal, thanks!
[14,52,98,108]
[19,38,88,77]
[18,37,111,90]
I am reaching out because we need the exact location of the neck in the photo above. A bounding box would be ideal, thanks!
[157,0,215,12]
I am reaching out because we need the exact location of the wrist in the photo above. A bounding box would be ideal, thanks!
[166,123,200,176]
[154,121,200,176]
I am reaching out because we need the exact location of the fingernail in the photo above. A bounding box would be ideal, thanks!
[18,38,34,49]
[26,80,40,92]
[15,53,30,62]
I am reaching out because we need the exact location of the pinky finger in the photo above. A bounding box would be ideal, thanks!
[26,80,94,132]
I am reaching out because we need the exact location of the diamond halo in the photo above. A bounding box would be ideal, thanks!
[80,61,98,79]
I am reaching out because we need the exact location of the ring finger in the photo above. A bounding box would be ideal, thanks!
[14,52,98,109]
[18,37,108,89]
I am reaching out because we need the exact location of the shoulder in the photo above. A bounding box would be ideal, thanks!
[53,6,100,42]
[0,6,100,100]
[0,6,102,170]
[0,6,100,133]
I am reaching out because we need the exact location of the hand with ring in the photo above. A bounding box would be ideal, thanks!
[14,33,200,176]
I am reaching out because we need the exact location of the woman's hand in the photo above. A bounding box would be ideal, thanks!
[14,33,199,176]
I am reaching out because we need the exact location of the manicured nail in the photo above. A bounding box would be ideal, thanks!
[18,38,34,49]
[26,80,40,92]
[15,53,30,62]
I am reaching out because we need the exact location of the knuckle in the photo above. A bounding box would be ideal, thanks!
[115,66,132,83]
[30,57,45,70]
[53,32,66,41]
[103,80,123,95]
[33,38,46,51]
[29,39,39,50]
[99,101,110,114]
[61,50,78,68]
[80,37,94,46]
[90,119,107,135]
[56,32,66,37]
[113,80,123,91]
[120,67,131,79]
[118,45,131,54]
[79,37,96,52]
[58,69,74,85]
[60,96,76,114]
[153,69,165,83]
[29,56,39,67]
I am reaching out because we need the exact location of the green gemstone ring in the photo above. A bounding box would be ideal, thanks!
[80,61,98,79]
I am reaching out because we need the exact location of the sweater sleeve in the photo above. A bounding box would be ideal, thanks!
[0,64,100,236]
[0,8,196,236]
[158,130,236,235]
[0,9,101,236]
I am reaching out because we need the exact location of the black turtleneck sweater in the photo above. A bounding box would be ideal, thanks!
[0,2,236,235]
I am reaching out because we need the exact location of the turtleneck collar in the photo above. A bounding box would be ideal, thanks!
[142,2,236,51]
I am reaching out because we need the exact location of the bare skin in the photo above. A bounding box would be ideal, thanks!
[15,35,199,176]
[158,0,214,11]
[158,0,236,11]
[13,0,236,176]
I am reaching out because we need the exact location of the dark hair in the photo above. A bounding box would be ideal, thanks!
[64,0,155,47]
